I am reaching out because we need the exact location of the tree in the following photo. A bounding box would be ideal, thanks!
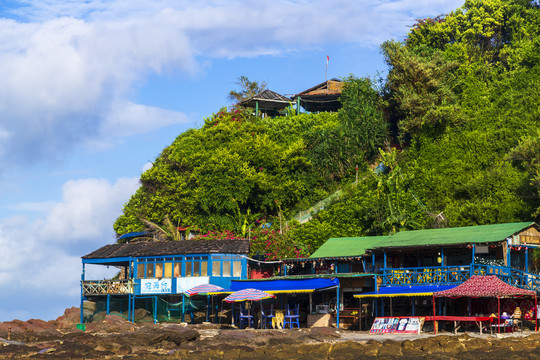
[338,75,388,162]
[228,76,267,104]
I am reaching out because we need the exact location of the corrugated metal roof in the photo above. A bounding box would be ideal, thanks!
[238,90,291,110]
[375,222,534,249]
[309,236,389,259]
[82,239,250,259]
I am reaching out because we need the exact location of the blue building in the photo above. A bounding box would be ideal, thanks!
[80,239,249,323]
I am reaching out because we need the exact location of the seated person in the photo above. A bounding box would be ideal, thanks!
[512,307,522,319]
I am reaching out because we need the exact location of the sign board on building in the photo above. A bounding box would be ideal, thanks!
[176,276,210,294]
[370,317,425,334]
[141,279,172,294]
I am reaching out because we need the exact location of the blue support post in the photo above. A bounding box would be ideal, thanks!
[525,247,529,272]
[182,293,185,322]
[154,296,158,324]
[132,295,136,322]
[206,295,210,323]
[336,284,340,329]
[80,263,85,324]
[284,263,287,276]
[372,253,375,273]
[471,244,476,264]
[441,248,444,266]
[106,294,110,315]
[383,251,387,269]
[128,294,132,323]
[362,258,366,273]
[507,242,511,267]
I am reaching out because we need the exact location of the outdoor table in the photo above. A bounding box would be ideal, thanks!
[492,317,523,333]
[426,316,493,334]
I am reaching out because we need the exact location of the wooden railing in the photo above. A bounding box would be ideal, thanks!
[82,280,133,295]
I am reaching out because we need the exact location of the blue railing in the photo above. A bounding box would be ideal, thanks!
[381,264,540,292]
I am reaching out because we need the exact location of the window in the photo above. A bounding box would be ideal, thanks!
[212,261,221,276]
[147,263,154,278]
[155,263,163,278]
[223,261,231,277]
[137,263,145,279]
[185,262,192,277]
[174,263,181,277]
[164,262,173,278]
[233,261,242,277]
[201,261,208,276]
[194,262,200,277]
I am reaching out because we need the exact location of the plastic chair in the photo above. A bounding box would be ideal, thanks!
[238,303,254,329]
[284,303,300,329]
[261,304,274,329]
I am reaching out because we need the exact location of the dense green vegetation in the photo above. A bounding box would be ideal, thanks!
[114,0,540,259]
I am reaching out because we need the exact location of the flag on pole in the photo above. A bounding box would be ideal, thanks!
[325,55,329,82]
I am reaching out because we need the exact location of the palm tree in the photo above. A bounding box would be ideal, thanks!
[139,215,182,241]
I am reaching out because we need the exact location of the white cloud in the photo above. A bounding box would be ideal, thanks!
[0,0,464,170]
[38,177,139,242]
[0,176,139,320]
[102,100,190,138]
[142,161,153,173]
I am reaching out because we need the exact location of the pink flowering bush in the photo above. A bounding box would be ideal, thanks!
[249,227,311,260]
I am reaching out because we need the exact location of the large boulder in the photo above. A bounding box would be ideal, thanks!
[55,306,81,329]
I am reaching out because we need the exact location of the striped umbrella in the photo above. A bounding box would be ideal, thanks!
[184,284,224,297]
[224,288,275,303]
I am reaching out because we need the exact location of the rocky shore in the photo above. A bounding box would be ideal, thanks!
[1,308,540,359]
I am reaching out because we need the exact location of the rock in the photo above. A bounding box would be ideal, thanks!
[329,342,366,359]
[84,314,135,333]
[307,326,341,341]
[362,339,383,356]
[143,326,200,346]
[55,306,81,329]
[377,339,403,357]
[462,337,492,352]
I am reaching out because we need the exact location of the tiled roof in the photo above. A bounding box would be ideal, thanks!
[82,239,250,259]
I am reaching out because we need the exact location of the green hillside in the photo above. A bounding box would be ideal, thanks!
[114,0,540,260]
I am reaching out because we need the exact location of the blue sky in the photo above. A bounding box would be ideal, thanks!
[0,0,464,321]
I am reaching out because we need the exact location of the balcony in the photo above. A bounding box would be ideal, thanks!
[82,280,133,295]
[381,264,540,292]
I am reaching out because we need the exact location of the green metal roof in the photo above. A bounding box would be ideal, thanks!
[309,236,389,259]
[375,222,535,249]
[309,222,536,258]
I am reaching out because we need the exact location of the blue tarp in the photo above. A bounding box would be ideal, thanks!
[229,278,340,293]
[117,231,148,240]
[354,285,456,298]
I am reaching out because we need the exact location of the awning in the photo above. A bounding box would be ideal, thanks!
[209,277,339,295]
[354,285,456,298]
